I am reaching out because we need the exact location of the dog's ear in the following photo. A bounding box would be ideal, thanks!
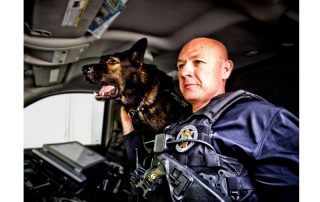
[129,38,147,67]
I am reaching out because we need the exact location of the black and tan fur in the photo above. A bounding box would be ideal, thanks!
[82,38,191,141]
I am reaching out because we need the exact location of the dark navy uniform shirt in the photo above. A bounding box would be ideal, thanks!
[124,91,299,201]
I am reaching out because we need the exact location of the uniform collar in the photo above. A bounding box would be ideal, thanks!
[176,92,231,125]
[193,92,232,121]
[167,90,263,132]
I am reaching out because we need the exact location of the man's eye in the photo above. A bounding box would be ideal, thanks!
[177,63,185,70]
[194,60,203,65]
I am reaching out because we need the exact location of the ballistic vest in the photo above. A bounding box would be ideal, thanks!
[162,90,266,201]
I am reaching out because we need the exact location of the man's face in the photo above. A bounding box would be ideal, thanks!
[177,41,227,111]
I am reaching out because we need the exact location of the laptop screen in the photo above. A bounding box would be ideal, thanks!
[44,142,105,170]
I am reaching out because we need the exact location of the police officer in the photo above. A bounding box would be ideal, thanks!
[120,38,299,201]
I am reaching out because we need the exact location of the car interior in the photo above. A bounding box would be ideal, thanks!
[23,0,299,201]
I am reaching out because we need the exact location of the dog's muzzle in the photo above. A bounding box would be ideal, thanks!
[82,64,105,84]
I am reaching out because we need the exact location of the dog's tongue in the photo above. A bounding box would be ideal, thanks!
[99,85,115,96]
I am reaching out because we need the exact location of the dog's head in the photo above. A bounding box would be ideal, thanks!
[82,38,148,102]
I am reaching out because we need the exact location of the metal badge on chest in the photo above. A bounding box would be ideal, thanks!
[175,125,198,152]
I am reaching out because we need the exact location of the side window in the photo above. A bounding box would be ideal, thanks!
[24,93,105,148]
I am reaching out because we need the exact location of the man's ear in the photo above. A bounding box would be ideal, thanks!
[129,38,147,67]
[221,60,233,80]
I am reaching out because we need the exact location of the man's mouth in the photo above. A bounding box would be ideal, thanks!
[184,83,199,89]
[94,85,119,100]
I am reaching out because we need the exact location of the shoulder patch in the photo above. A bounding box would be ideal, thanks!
[175,125,198,152]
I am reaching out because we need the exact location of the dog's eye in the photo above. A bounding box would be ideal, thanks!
[107,58,119,65]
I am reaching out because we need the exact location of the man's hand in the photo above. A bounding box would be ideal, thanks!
[120,107,134,135]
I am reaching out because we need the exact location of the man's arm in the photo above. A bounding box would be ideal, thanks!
[120,107,134,135]
[120,107,148,168]
[254,108,299,202]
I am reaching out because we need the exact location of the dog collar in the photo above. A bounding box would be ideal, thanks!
[127,82,160,118]
[128,106,145,117]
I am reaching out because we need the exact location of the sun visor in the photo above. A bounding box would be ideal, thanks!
[25,0,105,38]
[25,0,127,38]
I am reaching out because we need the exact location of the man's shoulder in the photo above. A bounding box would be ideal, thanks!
[204,90,279,115]
[205,90,298,124]
[220,95,299,127]
[234,98,278,111]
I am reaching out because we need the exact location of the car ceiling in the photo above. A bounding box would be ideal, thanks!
[24,0,299,116]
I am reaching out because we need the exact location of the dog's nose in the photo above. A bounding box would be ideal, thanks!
[82,65,94,73]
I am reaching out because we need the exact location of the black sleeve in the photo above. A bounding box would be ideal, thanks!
[123,130,149,169]
[253,109,299,202]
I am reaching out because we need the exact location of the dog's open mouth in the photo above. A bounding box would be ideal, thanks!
[94,85,119,100]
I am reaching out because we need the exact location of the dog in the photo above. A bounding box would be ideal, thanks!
[82,38,191,141]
